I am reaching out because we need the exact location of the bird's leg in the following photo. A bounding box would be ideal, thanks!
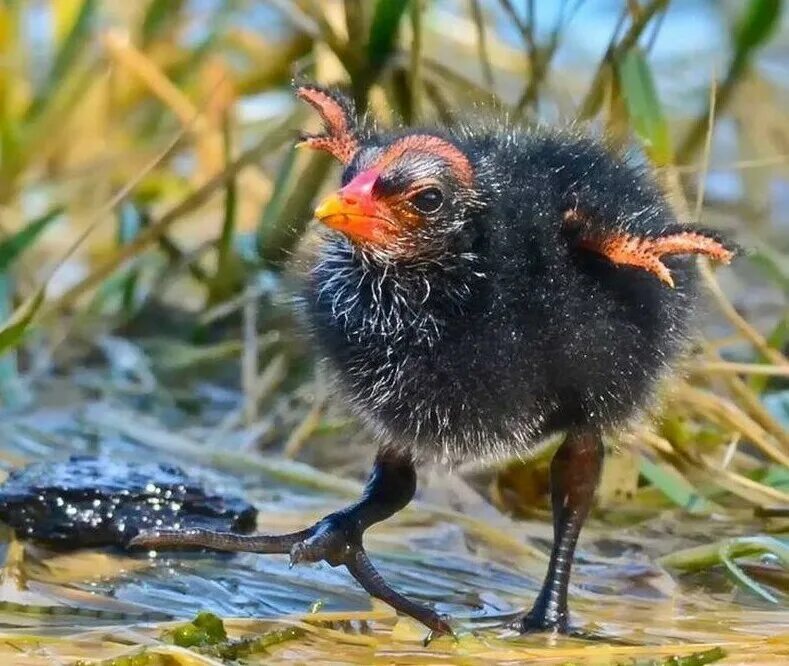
[519,429,604,634]
[130,448,452,636]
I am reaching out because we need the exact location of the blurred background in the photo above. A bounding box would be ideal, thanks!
[0,1,787,664]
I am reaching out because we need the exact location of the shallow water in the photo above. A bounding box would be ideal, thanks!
[0,384,786,665]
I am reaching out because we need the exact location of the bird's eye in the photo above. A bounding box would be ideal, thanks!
[408,187,444,214]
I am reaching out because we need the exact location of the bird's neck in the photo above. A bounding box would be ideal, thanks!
[311,238,485,347]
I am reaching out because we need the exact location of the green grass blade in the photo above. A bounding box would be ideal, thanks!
[257,145,298,245]
[616,48,673,164]
[218,116,238,276]
[141,0,186,46]
[638,454,710,514]
[367,0,411,74]
[258,152,332,266]
[732,0,782,73]
[0,1,21,192]
[0,284,45,356]
[719,539,779,603]
[0,273,23,406]
[208,115,244,304]
[660,535,789,571]
[117,202,143,314]
[759,465,789,494]
[749,316,788,393]
[0,207,62,272]
[26,0,97,121]
[659,647,727,666]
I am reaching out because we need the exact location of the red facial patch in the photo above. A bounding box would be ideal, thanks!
[295,85,358,164]
[375,135,474,186]
[341,168,380,197]
[564,210,736,287]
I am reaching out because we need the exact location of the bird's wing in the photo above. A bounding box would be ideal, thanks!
[562,208,738,287]
[293,82,359,164]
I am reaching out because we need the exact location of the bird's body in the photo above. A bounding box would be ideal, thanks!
[132,84,736,637]
[307,126,698,462]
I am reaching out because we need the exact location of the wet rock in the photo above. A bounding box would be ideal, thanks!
[0,456,257,549]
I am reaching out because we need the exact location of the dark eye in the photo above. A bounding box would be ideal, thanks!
[408,187,444,214]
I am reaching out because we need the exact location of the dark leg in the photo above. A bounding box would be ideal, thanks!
[519,429,604,634]
[129,448,451,636]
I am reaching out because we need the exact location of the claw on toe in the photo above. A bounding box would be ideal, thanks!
[423,617,456,643]
[288,541,313,568]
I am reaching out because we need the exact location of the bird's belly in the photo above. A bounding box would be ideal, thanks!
[325,309,676,462]
[329,332,553,461]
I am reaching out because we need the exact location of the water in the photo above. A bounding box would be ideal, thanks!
[0,375,786,663]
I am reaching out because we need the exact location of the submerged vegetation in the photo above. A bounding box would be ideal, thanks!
[0,0,786,663]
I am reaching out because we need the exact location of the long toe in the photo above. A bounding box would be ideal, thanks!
[345,547,454,637]
[286,517,453,636]
[128,527,312,555]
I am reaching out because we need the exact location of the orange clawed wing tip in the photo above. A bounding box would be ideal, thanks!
[579,231,737,288]
[295,84,359,164]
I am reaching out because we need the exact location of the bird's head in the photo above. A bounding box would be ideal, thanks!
[295,83,486,262]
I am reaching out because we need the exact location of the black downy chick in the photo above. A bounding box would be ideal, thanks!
[132,83,737,636]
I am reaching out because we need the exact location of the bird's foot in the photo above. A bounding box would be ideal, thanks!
[288,513,359,568]
[129,512,453,637]
[516,600,569,635]
[291,512,453,635]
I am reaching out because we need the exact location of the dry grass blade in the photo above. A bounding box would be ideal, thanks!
[719,374,789,447]
[103,29,209,133]
[694,451,789,506]
[408,0,424,121]
[668,154,789,173]
[689,361,789,377]
[695,342,789,448]
[698,259,788,368]
[635,430,789,507]
[242,292,260,425]
[283,393,326,458]
[468,0,495,88]
[79,404,365,497]
[45,116,295,315]
[674,384,789,469]
[45,134,186,282]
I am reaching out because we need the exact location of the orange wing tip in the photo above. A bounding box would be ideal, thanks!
[579,230,737,288]
[294,83,359,164]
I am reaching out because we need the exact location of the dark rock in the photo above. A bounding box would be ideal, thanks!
[0,456,257,549]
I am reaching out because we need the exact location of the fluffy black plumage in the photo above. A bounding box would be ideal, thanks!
[305,121,727,462]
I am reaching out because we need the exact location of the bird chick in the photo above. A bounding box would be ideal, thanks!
[132,82,737,637]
